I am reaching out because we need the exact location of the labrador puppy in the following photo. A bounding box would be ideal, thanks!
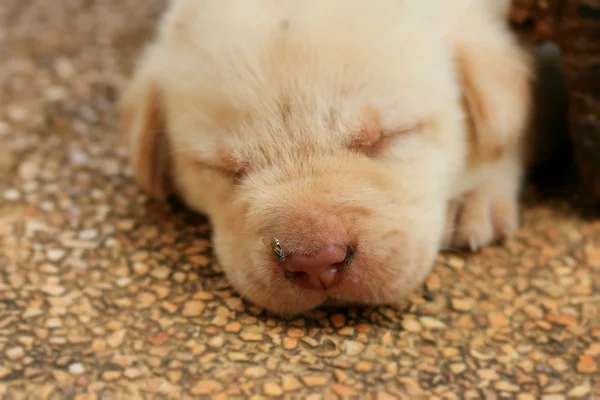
[120,0,532,315]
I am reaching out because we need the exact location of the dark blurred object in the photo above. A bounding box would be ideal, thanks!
[525,43,575,189]
[510,0,558,41]
[510,0,600,204]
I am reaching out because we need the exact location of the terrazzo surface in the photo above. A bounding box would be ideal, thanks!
[0,1,599,398]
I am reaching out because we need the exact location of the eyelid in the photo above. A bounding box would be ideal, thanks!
[350,122,423,157]
[192,155,243,174]
[210,146,248,174]
[381,121,424,137]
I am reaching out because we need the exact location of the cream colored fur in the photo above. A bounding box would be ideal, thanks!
[120,0,533,315]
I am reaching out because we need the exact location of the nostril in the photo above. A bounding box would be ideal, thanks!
[343,245,356,266]
[286,270,314,284]
[280,243,356,290]
[287,265,340,290]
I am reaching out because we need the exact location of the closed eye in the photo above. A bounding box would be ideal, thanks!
[192,148,249,183]
[349,122,424,157]
[383,122,424,138]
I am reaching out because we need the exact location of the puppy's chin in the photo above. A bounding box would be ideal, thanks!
[209,155,447,316]
[214,228,442,316]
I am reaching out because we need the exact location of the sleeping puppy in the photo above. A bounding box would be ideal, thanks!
[120,0,532,315]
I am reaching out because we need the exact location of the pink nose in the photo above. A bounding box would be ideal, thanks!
[284,245,351,290]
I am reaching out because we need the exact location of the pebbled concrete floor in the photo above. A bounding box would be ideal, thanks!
[0,1,598,398]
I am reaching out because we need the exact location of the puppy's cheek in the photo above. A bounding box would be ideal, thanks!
[328,204,444,306]
[209,223,253,289]
[206,203,270,311]
[211,224,327,315]
[383,206,444,299]
[379,236,440,303]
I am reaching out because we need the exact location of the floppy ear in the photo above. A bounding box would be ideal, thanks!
[454,18,533,164]
[119,55,173,200]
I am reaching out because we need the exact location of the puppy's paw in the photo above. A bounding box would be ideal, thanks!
[443,185,520,251]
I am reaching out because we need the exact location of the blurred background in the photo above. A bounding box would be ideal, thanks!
[0,1,598,398]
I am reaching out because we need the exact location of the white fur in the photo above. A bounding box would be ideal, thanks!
[120,0,533,315]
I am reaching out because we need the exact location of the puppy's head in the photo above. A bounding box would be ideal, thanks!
[120,0,531,315]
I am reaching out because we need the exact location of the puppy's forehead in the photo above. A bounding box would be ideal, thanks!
[158,0,457,168]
